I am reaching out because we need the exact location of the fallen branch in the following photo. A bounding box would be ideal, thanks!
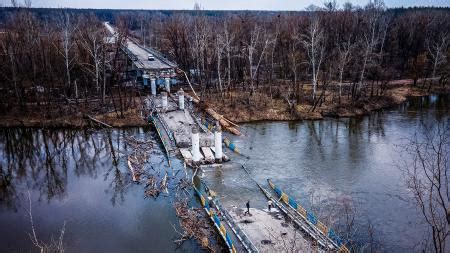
[83,114,112,128]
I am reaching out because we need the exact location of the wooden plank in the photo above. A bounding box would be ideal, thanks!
[201,147,215,162]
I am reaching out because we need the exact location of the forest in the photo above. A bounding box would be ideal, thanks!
[0,1,449,124]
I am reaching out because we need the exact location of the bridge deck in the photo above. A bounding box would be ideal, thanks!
[104,22,176,71]
[126,41,174,70]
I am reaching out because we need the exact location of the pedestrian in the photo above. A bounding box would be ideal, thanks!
[205,185,210,196]
[268,200,273,212]
[244,200,250,215]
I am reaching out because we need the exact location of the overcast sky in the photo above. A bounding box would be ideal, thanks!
[1,0,449,10]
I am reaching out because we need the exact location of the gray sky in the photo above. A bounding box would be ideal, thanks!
[1,0,449,10]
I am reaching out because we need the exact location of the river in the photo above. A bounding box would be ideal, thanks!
[204,94,449,252]
[0,127,198,253]
[0,94,448,252]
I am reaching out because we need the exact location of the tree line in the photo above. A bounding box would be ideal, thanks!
[0,1,449,114]
[0,3,138,117]
[132,1,449,106]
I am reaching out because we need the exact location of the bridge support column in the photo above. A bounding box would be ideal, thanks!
[161,91,168,111]
[192,127,201,164]
[165,78,171,93]
[214,122,222,163]
[178,88,185,110]
[150,78,156,96]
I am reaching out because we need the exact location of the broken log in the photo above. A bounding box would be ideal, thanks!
[127,158,139,182]
[83,114,112,128]
[184,94,241,136]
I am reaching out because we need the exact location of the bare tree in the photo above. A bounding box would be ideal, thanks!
[427,33,448,81]
[357,0,385,96]
[246,25,271,94]
[24,0,32,8]
[222,20,235,92]
[336,38,353,102]
[289,29,301,99]
[77,16,106,95]
[1,39,20,103]
[399,122,449,253]
[301,16,325,101]
[191,5,210,89]
[53,11,78,98]
[27,191,66,253]
[215,32,228,96]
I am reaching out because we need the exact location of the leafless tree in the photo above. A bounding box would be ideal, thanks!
[77,16,106,95]
[216,33,226,95]
[289,29,301,100]
[427,33,448,80]
[191,5,209,89]
[246,25,271,95]
[27,191,66,253]
[222,20,235,92]
[399,122,449,253]
[53,11,78,98]
[337,38,353,102]
[301,16,325,101]
[1,38,20,102]
[357,0,385,96]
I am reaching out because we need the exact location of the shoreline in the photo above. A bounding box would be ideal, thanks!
[0,86,447,129]
[204,86,448,124]
[0,108,148,129]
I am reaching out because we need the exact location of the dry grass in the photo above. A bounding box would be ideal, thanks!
[202,83,444,123]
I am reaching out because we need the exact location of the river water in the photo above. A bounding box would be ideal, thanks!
[0,94,448,252]
[204,94,449,252]
[0,127,198,253]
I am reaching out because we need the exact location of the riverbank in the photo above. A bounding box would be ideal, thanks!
[0,107,147,128]
[0,82,448,128]
[203,84,449,123]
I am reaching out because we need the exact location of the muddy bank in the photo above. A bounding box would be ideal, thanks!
[0,107,147,128]
[204,85,448,123]
[1,84,448,128]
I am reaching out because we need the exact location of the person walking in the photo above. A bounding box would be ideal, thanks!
[268,200,273,212]
[244,200,250,215]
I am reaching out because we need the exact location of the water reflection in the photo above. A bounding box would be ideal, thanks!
[0,128,153,210]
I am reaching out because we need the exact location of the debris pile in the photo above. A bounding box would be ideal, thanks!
[144,171,169,198]
[173,198,220,252]
[125,136,154,182]
[144,175,159,198]
[124,135,170,198]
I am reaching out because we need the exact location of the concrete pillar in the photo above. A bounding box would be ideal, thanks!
[214,122,222,162]
[192,127,201,163]
[178,88,185,110]
[165,77,171,93]
[150,78,156,96]
[161,91,168,111]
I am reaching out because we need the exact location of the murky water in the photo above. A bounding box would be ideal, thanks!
[205,94,449,252]
[0,127,198,253]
